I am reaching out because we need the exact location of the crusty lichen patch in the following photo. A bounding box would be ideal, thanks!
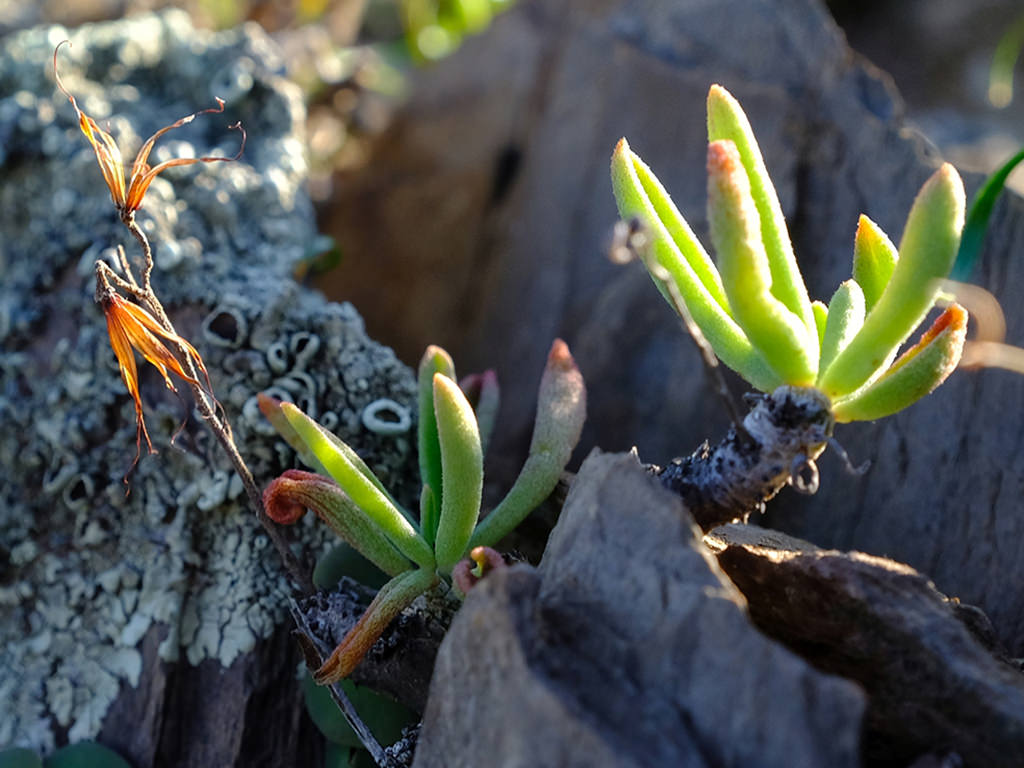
[0,12,417,753]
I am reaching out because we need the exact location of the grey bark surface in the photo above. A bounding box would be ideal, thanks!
[414,451,866,767]
[706,524,1024,768]
[0,12,419,764]
[317,0,1024,657]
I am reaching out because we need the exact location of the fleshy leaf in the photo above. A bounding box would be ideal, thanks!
[812,300,828,348]
[459,370,500,456]
[258,393,323,470]
[818,280,866,379]
[707,84,816,334]
[263,470,412,577]
[281,402,434,570]
[417,345,455,542]
[470,339,586,549]
[852,215,898,312]
[706,140,818,386]
[314,567,438,684]
[832,304,967,423]
[611,139,782,392]
[819,164,966,398]
[261,394,410,521]
[432,373,484,574]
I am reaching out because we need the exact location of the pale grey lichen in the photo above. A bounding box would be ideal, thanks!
[362,398,413,436]
[0,11,417,754]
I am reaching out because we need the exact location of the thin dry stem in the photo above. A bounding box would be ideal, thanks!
[112,219,313,595]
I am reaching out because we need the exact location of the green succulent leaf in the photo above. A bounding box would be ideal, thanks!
[263,471,413,578]
[43,743,132,768]
[419,483,439,549]
[418,345,456,542]
[0,748,43,768]
[459,370,500,457]
[281,402,435,570]
[852,215,898,312]
[832,304,967,422]
[432,373,484,574]
[611,138,782,391]
[811,300,828,347]
[706,140,818,386]
[707,84,816,335]
[302,673,415,748]
[314,567,438,684]
[260,394,408,518]
[314,542,391,591]
[818,280,866,379]
[470,339,586,549]
[818,164,966,398]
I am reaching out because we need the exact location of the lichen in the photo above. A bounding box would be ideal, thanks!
[0,12,417,753]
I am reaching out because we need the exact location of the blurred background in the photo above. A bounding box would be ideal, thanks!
[4,0,1021,211]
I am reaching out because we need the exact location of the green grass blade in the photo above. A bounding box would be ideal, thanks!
[951,147,1024,281]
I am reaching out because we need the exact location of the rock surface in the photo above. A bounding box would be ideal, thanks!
[0,12,417,764]
[414,451,865,767]
[707,524,1024,768]
[316,0,1024,659]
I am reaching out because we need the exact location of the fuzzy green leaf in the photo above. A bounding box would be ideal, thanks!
[470,339,586,549]
[281,402,435,570]
[417,346,455,540]
[260,393,408,518]
[819,164,965,398]
[812,300,828,348]
[264,470,413,577]
[707,84,815,335]
[818,280,866,379]
[611,138,782,391]
[432,373,484,574]
[44,743,132,768]
[832,304,967,422]
[706,140,818,386]
[852,215,898,311]
[0,748,43,768]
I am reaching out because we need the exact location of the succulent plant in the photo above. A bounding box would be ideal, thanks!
[610,84,967,526]
[261,339,586,683]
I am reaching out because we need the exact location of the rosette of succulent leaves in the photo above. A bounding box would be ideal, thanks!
[611,84,967,530]
[260,340,586,684]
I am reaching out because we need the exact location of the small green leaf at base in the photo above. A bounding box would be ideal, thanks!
[44,743,132,768]
[0,748,43,768]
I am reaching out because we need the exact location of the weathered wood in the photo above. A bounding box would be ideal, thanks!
[706,523,1024,768]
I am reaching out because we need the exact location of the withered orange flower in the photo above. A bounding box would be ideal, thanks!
[101,287,212,459]
[54,41,245,219]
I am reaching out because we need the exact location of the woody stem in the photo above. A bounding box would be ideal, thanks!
[123,216,313,595]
